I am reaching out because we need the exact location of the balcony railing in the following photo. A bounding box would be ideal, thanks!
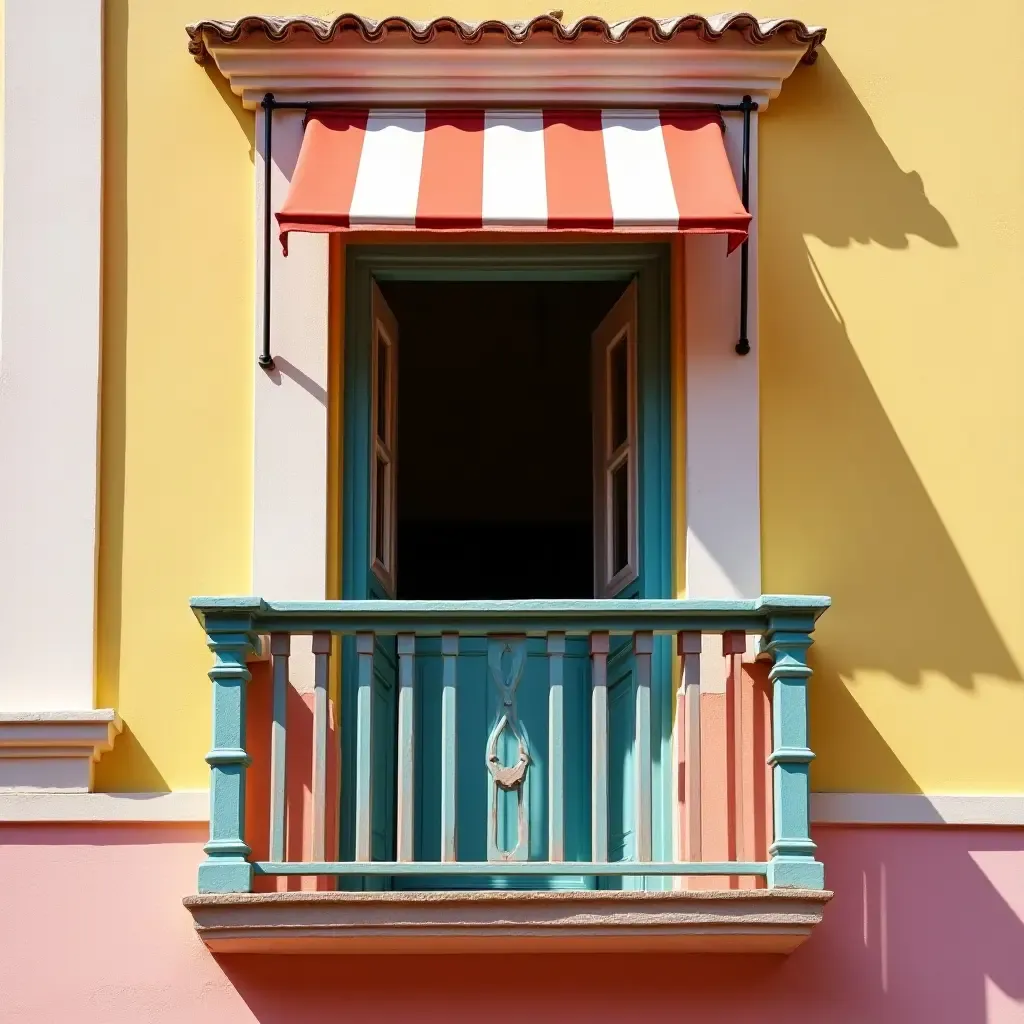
[190,596,829,896]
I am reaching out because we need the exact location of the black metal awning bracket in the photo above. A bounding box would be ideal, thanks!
[259,93,276,370]
[255,94,757,368]
[735,95,757,356]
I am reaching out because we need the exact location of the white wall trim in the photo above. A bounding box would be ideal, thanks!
[811,793,1024,828]
[0,0,105,713]
[0,789,209,823]
[0,710,121,792]
[2,791,1020,827]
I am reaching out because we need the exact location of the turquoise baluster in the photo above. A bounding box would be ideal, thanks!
[764,614,825,890]
[198,611,257,894]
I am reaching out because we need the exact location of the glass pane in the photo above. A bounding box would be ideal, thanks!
[611,460,629,576]
[609,335,628,451]
[374,456,388,565]
[376,335,388,441]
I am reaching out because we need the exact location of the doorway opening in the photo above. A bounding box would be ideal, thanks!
[340,245,675,887]
[377,279,629,600]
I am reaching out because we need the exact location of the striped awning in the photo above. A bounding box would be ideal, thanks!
[277,110,750,252]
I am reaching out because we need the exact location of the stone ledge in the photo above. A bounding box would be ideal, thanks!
[0,710,122,792]
[184,887,832,955]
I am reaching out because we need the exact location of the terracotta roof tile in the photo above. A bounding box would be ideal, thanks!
[187,12,826,64]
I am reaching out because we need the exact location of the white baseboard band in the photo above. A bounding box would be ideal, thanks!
[810,792,1024,827]
[1,791,1021,827]
[0,789,210,822]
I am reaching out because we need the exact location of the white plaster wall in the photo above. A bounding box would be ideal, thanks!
[252,109,331,693]
[0,0,104,711]
[684,112,762,688]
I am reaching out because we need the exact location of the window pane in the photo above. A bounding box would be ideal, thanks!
[375,456,388,565]
[609,336,628,451]
[611,460,629,576]
[376,335,388,441]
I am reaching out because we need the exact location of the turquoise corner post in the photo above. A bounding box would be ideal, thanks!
[764,609,826,890]
[194,602,260,894]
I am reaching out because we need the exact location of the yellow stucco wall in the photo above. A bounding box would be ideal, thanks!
[758,0,1024,793]
[97,0,1023,793]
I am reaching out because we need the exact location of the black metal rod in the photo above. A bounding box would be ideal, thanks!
[259,93,275,370]
[256,96,755,366]
[270,99,745,112]
[736,94,756,356]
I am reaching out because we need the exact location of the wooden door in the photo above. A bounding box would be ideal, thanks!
[340,282,400,888]
[592,281,645,884]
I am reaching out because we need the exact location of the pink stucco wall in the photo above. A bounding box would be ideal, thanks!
[1,823,1022,1023]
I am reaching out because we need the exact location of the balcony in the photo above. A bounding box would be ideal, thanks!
[184,596,831,954]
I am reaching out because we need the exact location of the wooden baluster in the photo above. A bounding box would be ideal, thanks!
[679,631,702,862]
[634,631,653,862]
[723,631,746,864]
[311,632,331,861]
[396,633,416,862]
[354,632,375,863]
[268,633,290,865]
[590,632,610,863]
[440,633,459,863]
[547,632,566,862]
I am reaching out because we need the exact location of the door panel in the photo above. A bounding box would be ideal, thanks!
[593,281,639,598]
[592,281,647,889]
[370,282,399,598]
[340,282,400,889]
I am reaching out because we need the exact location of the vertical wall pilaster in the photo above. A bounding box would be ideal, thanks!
[0,0,104,712]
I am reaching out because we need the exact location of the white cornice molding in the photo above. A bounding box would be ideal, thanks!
[0,710,122,792]
[195,21,820,110]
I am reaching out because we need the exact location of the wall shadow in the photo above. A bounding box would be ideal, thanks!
[93,0,169,792]
[756,51,1020,788]
[203,61,254,163]
[245,659,340,891]
[267,356,328,405]
[93,0,130,780]
[213,829,1024,1023]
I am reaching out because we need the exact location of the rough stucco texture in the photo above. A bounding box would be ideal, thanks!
[0,824,1022,1022]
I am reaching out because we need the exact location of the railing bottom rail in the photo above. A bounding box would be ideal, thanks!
[253,860,769,877]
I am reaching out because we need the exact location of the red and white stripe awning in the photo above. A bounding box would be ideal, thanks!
[277,110,750,252]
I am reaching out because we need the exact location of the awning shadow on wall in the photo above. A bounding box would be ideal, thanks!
[756,50,1020,791]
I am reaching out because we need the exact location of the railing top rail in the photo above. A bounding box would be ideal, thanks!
[191,595,830,636]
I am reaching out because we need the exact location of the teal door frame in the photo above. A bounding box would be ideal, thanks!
[341,243,675,885]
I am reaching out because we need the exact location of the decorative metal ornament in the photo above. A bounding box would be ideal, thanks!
[485,637,530,861]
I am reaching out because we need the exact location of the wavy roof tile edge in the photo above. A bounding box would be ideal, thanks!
[186,12,826,65]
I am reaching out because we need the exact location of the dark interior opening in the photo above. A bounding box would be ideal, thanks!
[380,279,627,599]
